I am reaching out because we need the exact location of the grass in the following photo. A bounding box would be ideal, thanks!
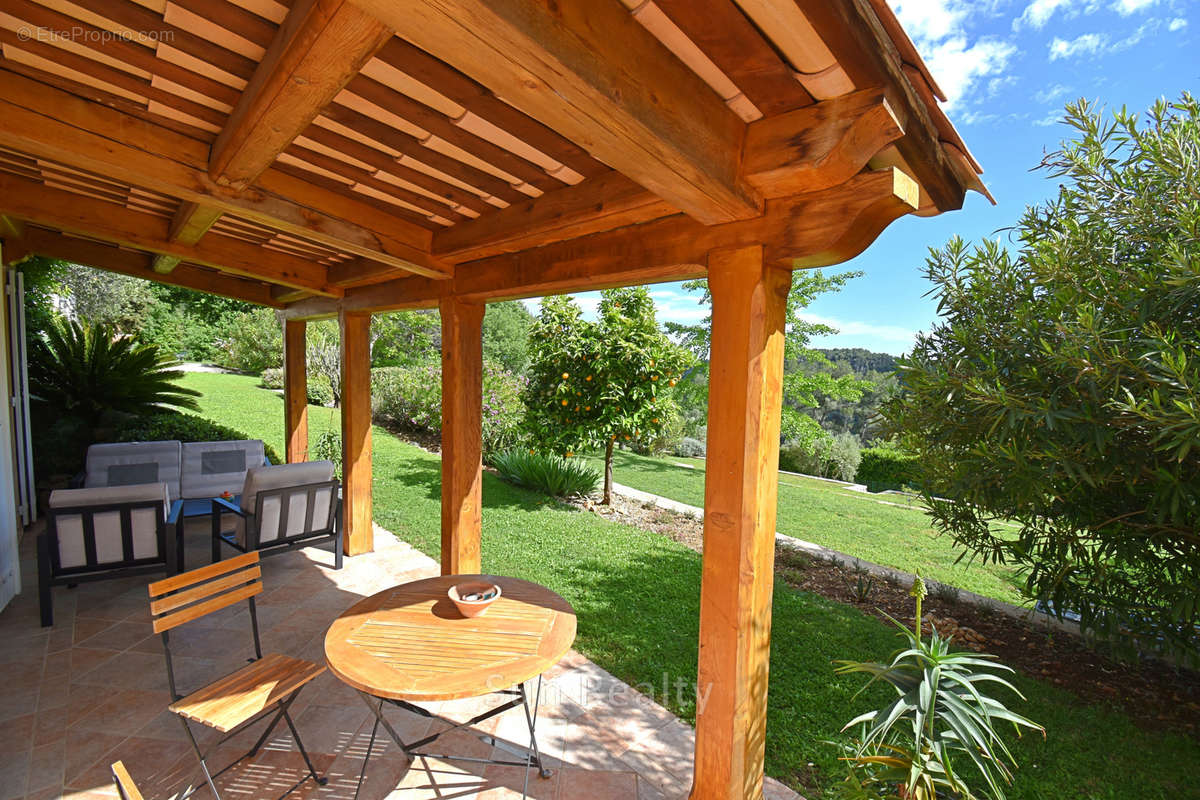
[582,449,1027,605]
[180,372,1200,799]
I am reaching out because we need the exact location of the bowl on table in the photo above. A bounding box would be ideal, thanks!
[448,580,502,618]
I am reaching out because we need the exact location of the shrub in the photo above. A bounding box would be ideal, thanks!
[307,375,335,407]
[673,437,706,458]
[780,432,861,482]
[113,410,282,465]
[855,443,918,492]
[260,368,284,389]
[215,308,282,374]
[490,450,600,499]
[311,430,342,479]
[372,363,525,454]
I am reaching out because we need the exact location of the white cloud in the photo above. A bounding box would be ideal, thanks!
[1113,0,1157,14]
[1049,32,1109,59]
[1017,0,1077,28]
[1168,17,1188,31]
[891,0,1018,111]
[1035,83,1072,104]
[799,313,919,355]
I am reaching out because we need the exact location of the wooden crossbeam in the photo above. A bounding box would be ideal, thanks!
[351,0,761,225]
[286,168,918,318]
[153,203,225,274]
[0,215,24,241]
[210,0,393,189]
[433,91,904,263]
[0,171,339,296]
[22,227,281,307]
[0,70,450,280]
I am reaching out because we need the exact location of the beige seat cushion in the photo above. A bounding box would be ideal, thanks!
[49,483,169,568]
[236,462,335,547]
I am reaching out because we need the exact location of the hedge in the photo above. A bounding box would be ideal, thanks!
[114,411,283,465]
[854,446,919,492]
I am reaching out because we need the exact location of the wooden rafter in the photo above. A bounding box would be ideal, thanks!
[22,227,282,307]
[153,202,224,274]
[352,0,762,224]
[288,168,918,317]
[0,171,339,296]
[434,90,904,263]
[0,71,451,279]
[210,0,393,189]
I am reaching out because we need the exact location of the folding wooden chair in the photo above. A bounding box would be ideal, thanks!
[147,552,327,800]
[112,761,145,800]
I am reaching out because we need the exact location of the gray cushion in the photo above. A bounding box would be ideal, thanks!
[181,440,265,499]
[49,483,169,568]
[85,441,181,501]
[237,461,336,547]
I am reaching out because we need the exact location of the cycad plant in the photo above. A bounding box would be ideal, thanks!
[30,318,200,429]
[833,575,1044,800]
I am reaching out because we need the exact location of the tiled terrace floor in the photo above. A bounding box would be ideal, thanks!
[1,519,800,800]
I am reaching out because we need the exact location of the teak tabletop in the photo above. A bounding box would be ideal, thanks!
[324,574,577,701]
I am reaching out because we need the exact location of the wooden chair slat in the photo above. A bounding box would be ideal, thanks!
[153,581,262,633]
[149,566,262,615]
[168,652,325,732]
[110,760,145,800]
[149,551,259,597]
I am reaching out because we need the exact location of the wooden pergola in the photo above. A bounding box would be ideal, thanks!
[0,1,984,797]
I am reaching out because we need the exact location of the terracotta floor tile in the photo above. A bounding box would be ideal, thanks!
[73,621,154,652]
[73,689,167,737]
[477,763,559,800]
[61,728,127,786]
[71,651,169,692]
[67,648,120,681]
[0,712,35,753]
[34,703,70,747]
[68,735,192,793]
[0,747,29,800]
[25,740,66,793]
[554,767,638,800]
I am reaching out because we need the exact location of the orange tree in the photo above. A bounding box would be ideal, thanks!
[524,288,693,503]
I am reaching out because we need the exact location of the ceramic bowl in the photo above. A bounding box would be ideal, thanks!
[448,580,502,618]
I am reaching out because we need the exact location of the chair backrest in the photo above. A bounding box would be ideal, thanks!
[180,440,265,500]
[85,441,182,500]
[111,761,145,800]
[239,462,337,546]
[47,483,169,573]
[148,551,262,634]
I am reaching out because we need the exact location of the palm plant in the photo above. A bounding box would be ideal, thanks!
[29,318,200,428]
[833,576,1044,800]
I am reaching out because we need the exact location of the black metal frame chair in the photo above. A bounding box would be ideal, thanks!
[148,551,327,800]
[39,493,181,626]
[211,479,343,568]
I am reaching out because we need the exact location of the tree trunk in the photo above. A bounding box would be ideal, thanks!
[604,438,614,505]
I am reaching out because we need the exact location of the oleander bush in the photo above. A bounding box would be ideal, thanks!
[490,450,600,499]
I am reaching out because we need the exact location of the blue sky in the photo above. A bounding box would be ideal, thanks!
[527,0,1197,355]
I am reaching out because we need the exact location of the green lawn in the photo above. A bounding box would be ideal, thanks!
[180,372,1200,799]
[583,449,1027,605]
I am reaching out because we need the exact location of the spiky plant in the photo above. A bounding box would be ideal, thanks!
[832,579,1044,800]
[29,318,200,428]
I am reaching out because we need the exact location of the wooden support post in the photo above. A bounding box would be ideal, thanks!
[284,319,308,463]
[439,296,485,575]
[691,245,791,800]
[339,310,373,555]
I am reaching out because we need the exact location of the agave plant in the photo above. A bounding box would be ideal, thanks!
[832,576,1044,800]
[489,449,600,499]
[29,318,200,428]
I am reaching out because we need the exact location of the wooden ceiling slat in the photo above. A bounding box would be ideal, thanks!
[268,160,439,231]
[654,0,814,115]
[168,0,279,51]
[0,30,227,127]
[374,38,607,178]
[345,74,561,192]
[6,0,241,106]
[0,63,216,142]
[82,0,259,79]
[300,125,492,215]
[319,103,526,204]
[0,38,149,104]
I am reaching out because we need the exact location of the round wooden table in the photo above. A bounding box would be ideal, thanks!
[325,574,577,799]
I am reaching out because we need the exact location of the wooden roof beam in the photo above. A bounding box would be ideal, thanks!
[153,203,225,275]
[0,171,340,297]
[350,0,761,225]
[433,90,904,263]
[288,167,918,317]
[0,70,450,280]
[23,227,282,308]
[209,0,393,189]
